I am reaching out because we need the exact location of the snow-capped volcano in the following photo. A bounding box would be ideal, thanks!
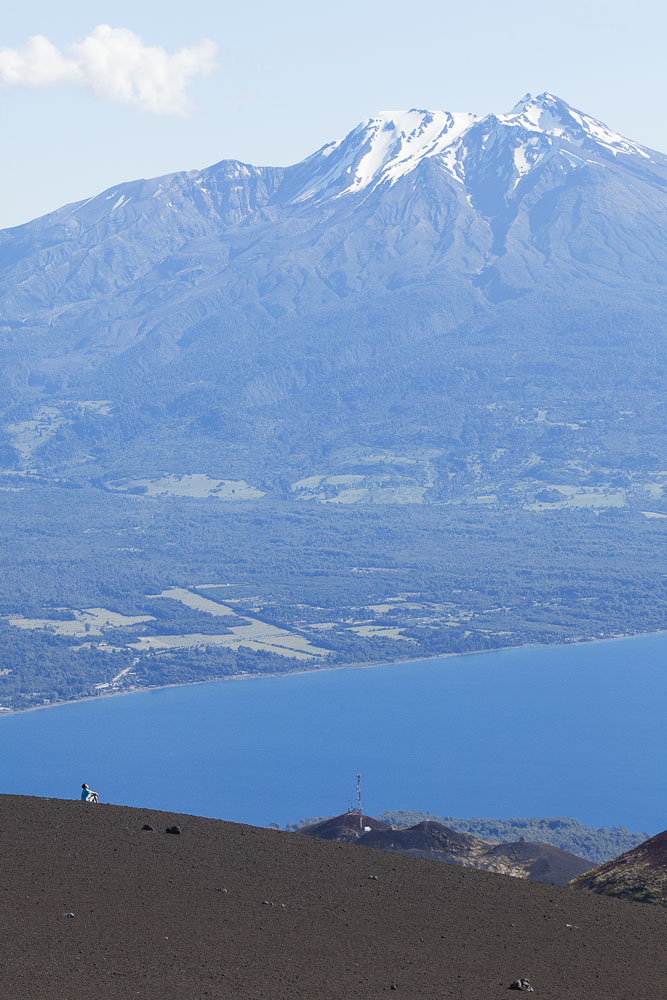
[14,92,662,241]
[0,92,666,483]
[2,90,665,326]
[287,92,659,204]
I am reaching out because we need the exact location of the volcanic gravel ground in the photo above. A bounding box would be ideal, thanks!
[1,795,665,999]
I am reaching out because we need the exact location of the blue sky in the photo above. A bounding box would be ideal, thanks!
[2,0,665,228]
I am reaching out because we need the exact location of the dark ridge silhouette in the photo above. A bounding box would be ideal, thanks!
[300,814,593,885]
[571,829,667,905]
[2,794,666,999]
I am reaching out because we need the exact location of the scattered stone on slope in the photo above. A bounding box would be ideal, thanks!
[165,825,181,835]
[509,977,534,991]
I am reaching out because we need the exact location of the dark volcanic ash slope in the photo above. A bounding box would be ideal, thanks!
[570,829,667,905]
[477,837,594,886]
[2,796,666,1000]
[301,815,592,885]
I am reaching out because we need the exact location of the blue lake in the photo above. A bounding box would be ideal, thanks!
[1,633,665,833]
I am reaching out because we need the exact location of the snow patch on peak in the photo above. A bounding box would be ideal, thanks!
[110,194,131,213]
[347,109,478,193]
[566,108,651,159]
[320,140,341,158]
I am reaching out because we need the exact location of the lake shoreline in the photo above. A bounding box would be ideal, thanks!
[2,629,666,833]
[0,627,656,718]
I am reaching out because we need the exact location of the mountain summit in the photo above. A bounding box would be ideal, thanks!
[288,92,659,204]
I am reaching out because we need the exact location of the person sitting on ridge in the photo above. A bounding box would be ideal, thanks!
[80,783,99,803]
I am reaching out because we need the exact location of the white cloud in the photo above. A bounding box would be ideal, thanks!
[0,25,218,115]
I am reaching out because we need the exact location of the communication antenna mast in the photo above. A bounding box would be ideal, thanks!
[356,771,362,829]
